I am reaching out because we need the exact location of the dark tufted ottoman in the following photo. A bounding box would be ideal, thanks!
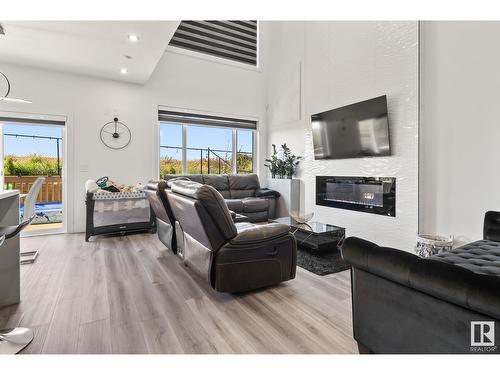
[432,240,500,276]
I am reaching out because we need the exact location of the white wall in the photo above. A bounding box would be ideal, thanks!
[262,21,419,250]
[0,49,265,233]
[420,21,500,245]
[1,21,424,249]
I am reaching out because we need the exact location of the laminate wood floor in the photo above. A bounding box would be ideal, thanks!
[0,233,358,354]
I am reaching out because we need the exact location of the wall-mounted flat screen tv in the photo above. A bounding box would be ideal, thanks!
[311,95,391,160]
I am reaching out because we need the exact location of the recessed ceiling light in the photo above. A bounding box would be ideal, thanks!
[120,68,128,74]
[127,34,140,42]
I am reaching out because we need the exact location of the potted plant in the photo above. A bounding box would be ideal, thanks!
[265,144,301,179]
[264,144,279,178]
[265,144,302,217]
[281,143,301,179]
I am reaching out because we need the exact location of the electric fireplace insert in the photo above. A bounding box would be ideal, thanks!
[316,176,396,216]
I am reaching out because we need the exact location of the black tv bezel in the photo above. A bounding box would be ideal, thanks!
[311,95,391,160]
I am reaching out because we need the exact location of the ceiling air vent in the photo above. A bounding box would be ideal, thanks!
[169,21,257,66]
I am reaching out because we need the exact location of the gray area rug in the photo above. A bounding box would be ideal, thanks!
[296,246,350,276]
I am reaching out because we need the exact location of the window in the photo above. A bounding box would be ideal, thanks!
[159,123,182,175]
[236,129,253,174]
[187,125,233,174]
[169,21,258,66]
[158,110,256,177]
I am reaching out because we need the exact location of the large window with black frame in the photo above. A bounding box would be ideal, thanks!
[158,110,255,177]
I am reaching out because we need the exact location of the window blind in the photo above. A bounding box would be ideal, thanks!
[158,110,257,130]
[0,116,65,126]
[169,21,257,66]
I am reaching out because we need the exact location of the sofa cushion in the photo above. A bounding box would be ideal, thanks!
[228,174,260,190]
[484,211,500,242]
[242,197,269,213]
[230,189,254,199]
[432,240,500,277]
[225,199,243,213]
[234,221,255,232]
[203,175,230,198]
[229,174,260,199]
[165,176,191,188]
[241,211,270,223]
[230,223,290,244]
[164,174,204,184]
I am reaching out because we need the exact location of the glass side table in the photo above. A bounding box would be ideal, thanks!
[271,217,345,252]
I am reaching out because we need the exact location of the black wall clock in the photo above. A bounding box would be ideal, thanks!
[100,117,131,149]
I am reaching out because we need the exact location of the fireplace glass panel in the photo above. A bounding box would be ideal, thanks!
[325,182,384,207]
[316,176,396,216]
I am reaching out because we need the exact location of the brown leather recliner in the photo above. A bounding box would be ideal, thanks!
[166,179,297,293]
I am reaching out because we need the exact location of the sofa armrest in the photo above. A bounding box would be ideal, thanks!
[255,188,280,198]
[230,223,290,245]
[341,237,417,286]
[484,211,500,241]
[228,210,236,219]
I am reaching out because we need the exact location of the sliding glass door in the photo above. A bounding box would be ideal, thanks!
[1,121,64,234]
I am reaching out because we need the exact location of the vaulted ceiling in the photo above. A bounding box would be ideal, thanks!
[0,21,180,84]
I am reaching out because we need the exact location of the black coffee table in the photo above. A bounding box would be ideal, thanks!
[271,217,345,252]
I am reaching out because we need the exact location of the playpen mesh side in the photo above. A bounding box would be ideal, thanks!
[92,197,151,227]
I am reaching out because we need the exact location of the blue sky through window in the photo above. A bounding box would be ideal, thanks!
[237,129,253,153]
[3,123,63,157]
[159,122,253,159]
[4,122,252,161]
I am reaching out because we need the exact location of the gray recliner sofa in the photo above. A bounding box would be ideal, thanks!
[166,179,296,293]
[163,174,279,222]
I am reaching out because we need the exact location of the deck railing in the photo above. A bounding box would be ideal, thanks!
[4,176,62,203]
[160,145,253,174]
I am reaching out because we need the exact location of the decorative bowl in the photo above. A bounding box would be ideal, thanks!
[415,234,454,257]
[290,211,314,224]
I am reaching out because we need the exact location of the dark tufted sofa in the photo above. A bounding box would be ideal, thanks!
[432,240,500,276]
[342,211,500,354]
[163,174,279,222]
[431,211,500,276]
